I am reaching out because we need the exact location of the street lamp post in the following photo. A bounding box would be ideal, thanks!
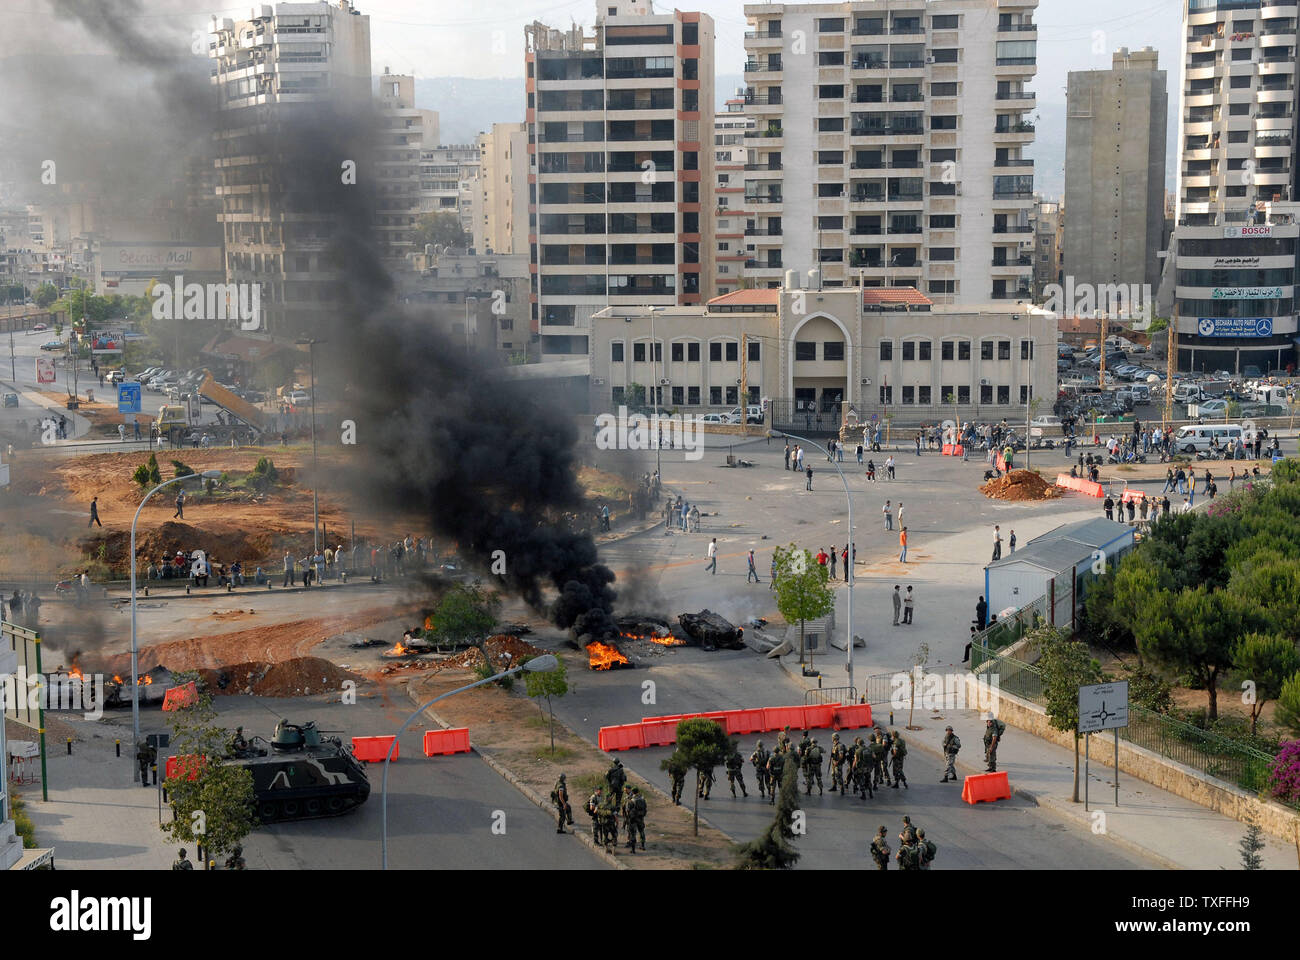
[464,296,479,353]
[1021,307,1032,471]
[130,470,222,776]
[381,654,558,868]
[649,306,663,479]
[776,431,855,694]
[295,338,323,553]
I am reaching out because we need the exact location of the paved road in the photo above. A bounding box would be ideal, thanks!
[29,694,606,870]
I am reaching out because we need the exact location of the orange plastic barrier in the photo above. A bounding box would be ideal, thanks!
[351,735,399,763]
[164,754,205,781]
[941,444,954,456]
[162,681,198,712]
[763,706,806,732]
[995,451,1007,473]
[954,444,964,457]
[803,704,839,729]
[1055,474,1105,498]
[642,713,687,724]
[641,720,677,747]
[422,728,471,757]
[1120,488,1147,503]
[832,703,874,730]
[961,771,1012,804]
[724,708,767,735]
[598,723,647,752]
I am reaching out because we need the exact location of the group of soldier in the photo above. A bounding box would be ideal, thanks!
[742,726,912,802]
[869,816,939,870]
[550,758,649,855]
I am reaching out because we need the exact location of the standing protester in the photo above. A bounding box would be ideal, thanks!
[898,527,908,564]
[89,496,102,528]
[941,725,961,783]
[897,501,905,528]
[705,537,718,575]
[805,465,814,491]
[829,547,837,580]
[976,595,988,631]
[173,489,185,520]
[991,525,1002,561]
[1008,529,1016,554]
[892,584,902,626]
[747,549,760,583]
[902,585,914,624]
[886,455,896,480]
[883,499,893,531]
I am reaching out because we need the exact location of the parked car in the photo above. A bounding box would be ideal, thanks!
[39,339,63,351]
[2,393,18,408]
[1190,398,1229,416]
[728,405,765,424]
[1243,365,1263,379]
[287,389,311,406]
[699,413,731,425]
[32,322,47,332]
[1175,424,1243,454]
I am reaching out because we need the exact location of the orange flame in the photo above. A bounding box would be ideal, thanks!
[113,675,124,684]
[140,674,153,686]
[384,642,409,657]
[586,641,630,670]
[619,630,684,647]
[424,615,435,632]
[68,660,86,681]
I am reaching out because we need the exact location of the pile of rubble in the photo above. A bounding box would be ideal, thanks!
[980,469,1061,502]
[200,657,364,697]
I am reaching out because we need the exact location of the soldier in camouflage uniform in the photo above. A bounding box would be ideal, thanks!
[857,736,876,799]
[802,738,824,795]
[869,826,891,870]
[899,815,917,846]
[828,732,848,793]
[776,726,791,753]
[895,834,921,871]
[750,740,770,797]
[224,845,246,870]
[585,786,606,841]
[725,745,748,797]
[551,773,573,833]
[665,754,687,806]
[875,729,893,787]
[890,729,909,789]
[623,786,647,852]
[765,746,786,805]
[697,760,715,799]
[606,757,628,805]
[796,730,812,762]
[916,828,936,870]
[598,793,619,851]
[941,725,961,783]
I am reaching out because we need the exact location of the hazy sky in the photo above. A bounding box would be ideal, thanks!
[7,0,1187,91]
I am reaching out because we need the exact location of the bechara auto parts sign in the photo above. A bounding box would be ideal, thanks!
[1196,317,1274,338]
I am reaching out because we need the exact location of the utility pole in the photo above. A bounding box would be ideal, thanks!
[1165,306,1177,427]
[1099,313,1108,391]
[739,331,748,437]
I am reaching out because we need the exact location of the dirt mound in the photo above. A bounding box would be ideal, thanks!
[482,634,546,663]
[82,522,288,572]
[980,469,1062,502]
[198,656,363,697]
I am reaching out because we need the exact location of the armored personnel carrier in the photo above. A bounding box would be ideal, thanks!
[229,719,370,822]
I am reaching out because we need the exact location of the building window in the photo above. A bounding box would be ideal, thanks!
[612,386,625,404]
[672,342,684,362]
[902,386,915,404]
[795,342,817,361]
[928,280,955,295]
[997,385,1010,404]
[879,385,893,404]
[817,17,844,31]
[918,340,931,361]
[725,341,738,361]
[932,14,959,28]
[918,385,931,405]
[748,341,760,362]
[824,341,845,361]
[612,342,624,362]
[902,341,915,361]
[672,386,684,405]
[633,342,645,362]
[710,342,722,361]
[687,386,700,405]
[688,342,701,362]
[980,383,992,404]
[818,117,845,131]
[1020,340,1033,359]
[958,385,970,404]
[726,386,738,405]
[941,341,953,361]
[981,341,994,360]
[880,341,893,360]
[929,247,955,261]
[998,340,1011,360]
[709,386,722,405]
[941,384,954,402]
[818,52,845,65]
[959,340,970,360]
[1019,385,1029,404]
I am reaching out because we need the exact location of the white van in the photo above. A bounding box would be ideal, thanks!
[1175,423,1242,453]
[1173,383,1201,404]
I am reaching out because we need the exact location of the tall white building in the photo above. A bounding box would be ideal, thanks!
[526,0,716,363]
[1170,1,1299,374]
[714,99,754,297]
[377,70,439,263]
[209,0,372,335]
[741,1,1038,303]
[419,144,480,241]
[474,122,530,255]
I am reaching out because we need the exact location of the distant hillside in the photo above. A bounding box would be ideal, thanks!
[407,73,748,145]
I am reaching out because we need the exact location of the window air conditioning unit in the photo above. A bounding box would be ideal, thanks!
[593,378,606,385]
[659,378,671,385]
[979,378,991,386]
[861,377,871,385]
[926,56,936,64]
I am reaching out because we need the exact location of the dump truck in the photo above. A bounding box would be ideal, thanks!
[197,370,264,433]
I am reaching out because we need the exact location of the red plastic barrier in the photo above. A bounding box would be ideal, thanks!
[164,754,205,781]
[724,708,767,735]
[422,728,471,757]
[803,704,838,729]
[1055,474,1105,498]
[351,735,399,763]
[941,443,954,456]
[1120,488,1147,503]
[832,703,874,730]
[961,771,1012,804]
[642,713,686,724]
[598,723,647,752]
[763,705,807,732]
[698,712,729,727]
[954,444,964,457]
[162,681,197,712]
[640,720,677,747]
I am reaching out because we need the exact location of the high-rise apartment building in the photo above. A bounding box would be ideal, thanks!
[741,1,1038,303]
[419,144,480,242]
[1171,1,1299,374]
[1064,47,1168,294]
[209,1,372,335]
[1031,197,1062,302]
[525,0,716,362]
[377,70,439,263]
[475,123,530,255]
[714,100,754,297]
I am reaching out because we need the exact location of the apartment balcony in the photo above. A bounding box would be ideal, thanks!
[852,92,885,104]
[991,255,1034,268]
[743,60,783,75]
[851,159,885,169]
[745,257,784,270]
[744,29,783,43]
[849,192,886,206]
[851,26,886,37]
[745,127,785,142]
[851,58,887,72]
[993,158,1035,168]
[992,224,1032,234]
[743,94,781,105]
[747,226,783,237]
[744,193,784,205]
[998,23,1038,33]
[744,162,783,171]
[991,285,1032,301]
[995,90,1036,101]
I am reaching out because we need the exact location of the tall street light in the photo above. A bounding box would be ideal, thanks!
[130,470,222,776]
[776,431,856,693]
[649,306,663,479]
[381,654,558,868]
[464,296,479,353]
[295,338,324,553]
[1019,305,1032,471]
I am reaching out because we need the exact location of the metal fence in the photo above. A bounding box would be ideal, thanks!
[971,594,1053,656]
[971,645,1294,809]
[805,685,857,707]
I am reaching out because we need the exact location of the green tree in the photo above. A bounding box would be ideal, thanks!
[34,283,58,308]
[132,452,163,488]
[171,459,195,479]
[1230,554,1300,640]
[1232,634,1300,736]
[772,544,834,665]
[1238,818,1265,870]
[159,676,256,867]
[523,653,569,755]
[733,752,800,869]
[1136,586,1245,720]
[668,718,731,836]
[1126,664,1174,714]
[1031,626,1104,803]
[412,211,469,251]
[429,583,500,650]
[1277,671,1300,738]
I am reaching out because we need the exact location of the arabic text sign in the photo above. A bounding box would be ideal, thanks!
[1078,681,1129,733]
[1196,317,1274,338]
[1210,287,1282,300]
